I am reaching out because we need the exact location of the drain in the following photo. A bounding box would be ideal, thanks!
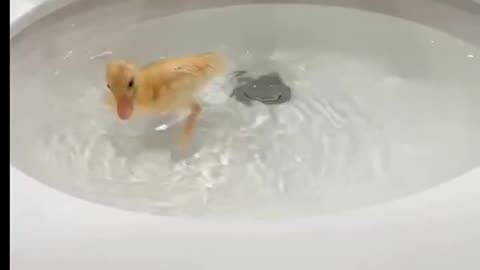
[230,72,291,106]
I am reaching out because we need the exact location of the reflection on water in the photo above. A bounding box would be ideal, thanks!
[10,4,480,218]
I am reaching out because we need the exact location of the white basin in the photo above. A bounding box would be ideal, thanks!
[10,0,480,269]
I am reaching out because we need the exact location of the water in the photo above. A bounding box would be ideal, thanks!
[10,4,480,219]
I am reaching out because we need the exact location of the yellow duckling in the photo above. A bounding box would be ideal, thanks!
[105,52,226,143]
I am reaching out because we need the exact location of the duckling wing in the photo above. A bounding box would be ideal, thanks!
[144,52,225,78]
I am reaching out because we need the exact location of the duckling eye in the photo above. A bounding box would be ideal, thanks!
[128,79,134,88]
[107,84,111,89]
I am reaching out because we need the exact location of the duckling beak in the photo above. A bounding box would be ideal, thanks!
[116,95,134,120]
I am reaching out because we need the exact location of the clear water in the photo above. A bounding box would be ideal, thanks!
[11,4,480,219]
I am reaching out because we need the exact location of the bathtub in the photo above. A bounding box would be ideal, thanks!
[10,0,480,269]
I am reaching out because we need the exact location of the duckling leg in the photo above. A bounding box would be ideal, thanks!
[180,102,202,145]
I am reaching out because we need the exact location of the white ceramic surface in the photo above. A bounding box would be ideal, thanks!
[10,1,480,269]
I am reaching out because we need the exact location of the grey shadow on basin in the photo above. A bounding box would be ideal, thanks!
[230,71,292,106]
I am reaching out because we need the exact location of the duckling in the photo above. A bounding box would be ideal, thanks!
[105,52,227,144]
